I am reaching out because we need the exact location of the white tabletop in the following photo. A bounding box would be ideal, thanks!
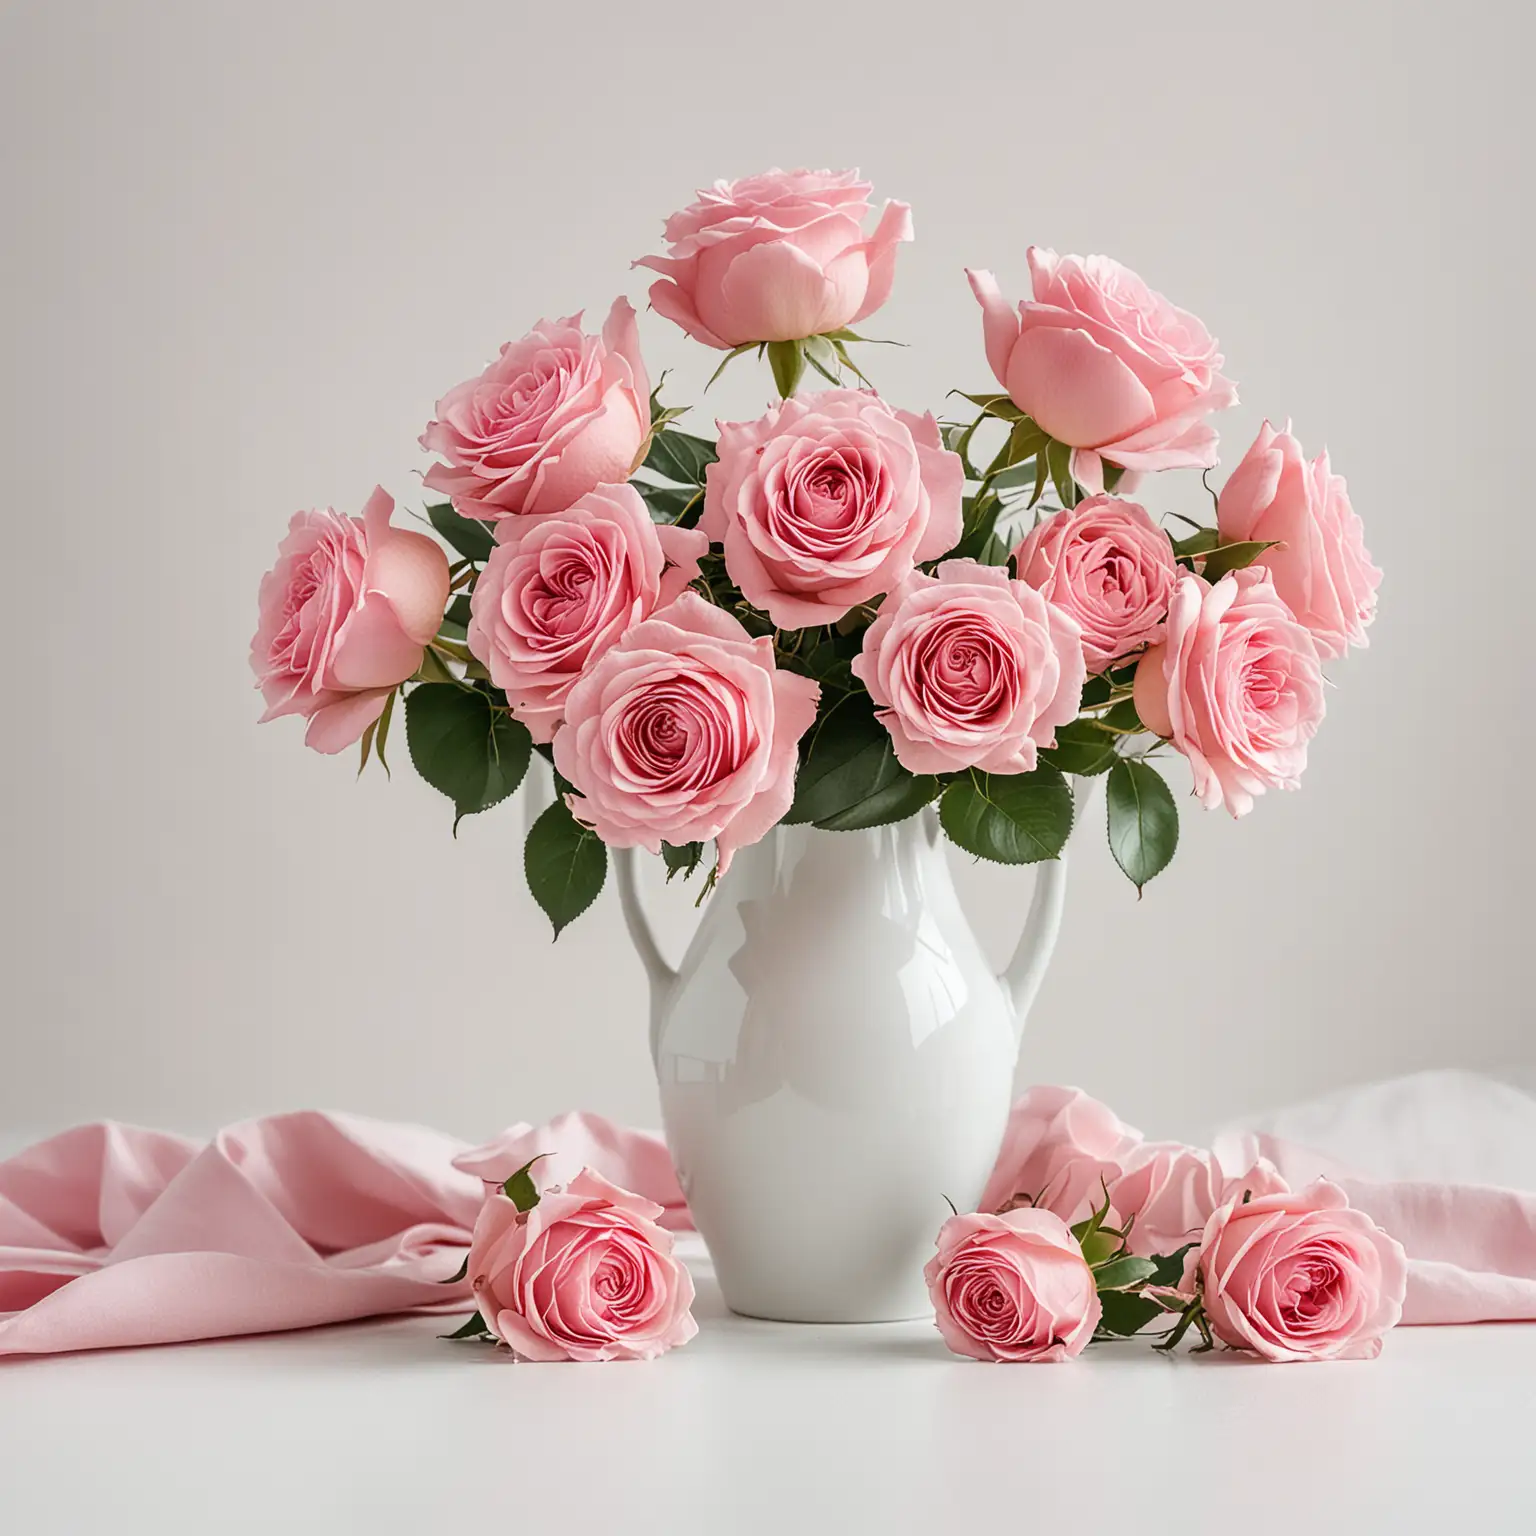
[2,1240,1531,1534]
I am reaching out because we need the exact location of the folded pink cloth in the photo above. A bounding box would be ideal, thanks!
[1216,1070,1536,1325]
[0,1110,682,1357]
[3,1073,1531,1357]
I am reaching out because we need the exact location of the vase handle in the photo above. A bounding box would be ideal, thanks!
[999,775,1102,1037]
[614,847,679,1065]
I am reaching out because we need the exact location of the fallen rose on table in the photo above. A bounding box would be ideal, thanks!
[926,1174,1408,1365]
[443,1156,698,1362]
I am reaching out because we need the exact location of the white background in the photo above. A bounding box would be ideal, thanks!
[2,0,1530,1145]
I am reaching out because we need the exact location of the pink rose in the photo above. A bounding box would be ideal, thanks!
[1188,1179,1408,1361]
[251,486,450,754]
[420,297,650,520]
[852,561,1086,775]
[979,1085,1141,1224]
[702,389,963,628]
[925,1209,1101,1362]
[1109,1142,1288,1258]
[467,1168,697,1362]
[1134,569,1325,816]
[967,249,1237,494]
[1218,420,1381,659]
[1013,496,1178,671]
[552,592,820,870]
[466,485,707,743]
[635,167,912,348]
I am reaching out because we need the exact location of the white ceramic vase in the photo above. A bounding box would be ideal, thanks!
[615,796,1087,1323]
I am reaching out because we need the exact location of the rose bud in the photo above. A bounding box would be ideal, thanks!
[1217,420,1381,659]
[251,487,449,753]
[967,249,1237,494]
[636,168,912,348]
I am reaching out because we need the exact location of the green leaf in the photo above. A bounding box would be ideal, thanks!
[817,772,941,832]
[1040,718,1119,776]
[1096,1290,1164,1339]
[990,456,1041,492]
[662,840,704,881]
[643,428,717,487]
[1027,447,1050,508]
[955,390,1026,422]
[1101,698,1143,733]
[951,497,1005,562]
[634,480,701,525]
[373,687,397,777]
[766,339,807,398]
[1102,462,1127,494]
[804,333,842,385]
[1201,539,1277,583]
[501,1153,548,1212]
[356,715,379,778]
[1093,1255,1159,1291]
[1081,674,1113,708]
[939,767,1074,864]
[441,1254,469,1285]
[704,341,757,391]
[994,416,1048,471]
[1173,526,1221,559]
[405,684,531,829]
[439,1312,493,1341]
[427,502,495,563]
[1149,1244,1196,1288]
[1106,759,1179,891]
[1045,439,1080,509]
[524,799,607,937]
[413,648,457,685]
[829,338,874,387]
[445,594,473,629]
[784,694,928,830]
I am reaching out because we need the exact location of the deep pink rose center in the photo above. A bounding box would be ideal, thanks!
[912,616,1020,724]
[612,674,756,792]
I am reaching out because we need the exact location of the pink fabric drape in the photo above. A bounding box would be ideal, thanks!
[0,1110,682,1357]
[2,1072,1530,1357]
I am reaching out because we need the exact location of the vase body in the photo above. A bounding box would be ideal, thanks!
[624,810,1073,1323]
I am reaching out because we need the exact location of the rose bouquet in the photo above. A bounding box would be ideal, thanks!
[252,165,1380,934]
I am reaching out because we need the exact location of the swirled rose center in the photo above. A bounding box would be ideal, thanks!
[1277,1252,1345,1330]
[768,443,888,558]
[912,615,1020,725]
[609,673,756,792]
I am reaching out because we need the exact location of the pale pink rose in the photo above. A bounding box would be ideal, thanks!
[1013,496,1178,671]
[1109,1142,1289,1258]
[466,485,707,743]
[967,249,1237,494]
[925,1208,1101,1362]
[635,167,912,348]
[467,1168,698,1362]
[852,561,1086,776]
[420,297,649,520]
[702,390,963,628]
[1133,569,1325,817]
[1187,1179,1408,1361]
[979,1085,1142,1224]
[251,487,450,754]
[552,592,820,870]
[1218,420,1381,659]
